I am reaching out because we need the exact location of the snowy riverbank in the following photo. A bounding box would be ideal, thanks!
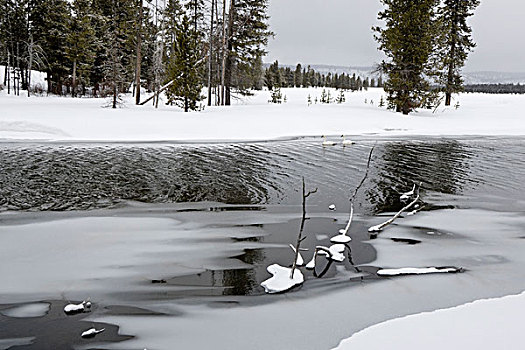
[334,291,525,350]
[1,87,524,142]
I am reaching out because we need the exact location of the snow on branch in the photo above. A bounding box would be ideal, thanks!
[261,177,315,294]
[290,177,317,279]
[368,182,422,234]
[330,146,374,244]
[377,266,462,276]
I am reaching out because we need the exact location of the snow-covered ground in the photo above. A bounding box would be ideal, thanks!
[1,87,524,141]
[334,292,525,350]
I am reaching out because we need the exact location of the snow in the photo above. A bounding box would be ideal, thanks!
[0,303,50,318]
[63,301,91,315]
[1,87,525,142]
[289,244,305,266]
[333,292,525,350]
[330,234,351,244]
[81,327,105,338]
[260,264,304,294]
[399,184,416,201]
[377,267,460,276]
[0,66,47,91]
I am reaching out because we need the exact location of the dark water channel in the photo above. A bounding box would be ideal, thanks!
[1,137,523,212]
[1,137,524,350]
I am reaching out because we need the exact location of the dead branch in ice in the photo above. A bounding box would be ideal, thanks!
[330,146,375,244]
[350,146,375,203]
[290,177,317,279]
[377,266,462,276]
[368,182,422,234]
[400,184,416,201]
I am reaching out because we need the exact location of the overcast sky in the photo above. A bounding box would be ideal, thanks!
[264,0,525,72]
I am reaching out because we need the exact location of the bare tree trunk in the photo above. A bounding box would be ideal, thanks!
[72,59,77,97]
[220,0,227,105]
[224,0,234,106]
[290,178,317,279]
[140,79,175,106]
[27,37,33,97]
[135,0,143,105]
[112,47,118,109]
[7,51,11,95]
[445,2,459,107]
[207,0,215,106]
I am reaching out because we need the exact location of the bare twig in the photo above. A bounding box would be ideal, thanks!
[290,177,317,279]
[350,146,375,203]
[368,182,422,234]
[337,146,375,238]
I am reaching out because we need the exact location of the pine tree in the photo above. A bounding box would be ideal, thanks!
[436,0,480,106]
[165,15,204,112]
[374,0,439,114]
[32,0,71,94]
[379,95,386,107]
[66,0,96,97]
[302,67,308,88]
[294,63,302,87]
[224,0,273,105]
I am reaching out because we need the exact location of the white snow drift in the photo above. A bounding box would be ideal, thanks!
[1,88,525,142]
[333,292,525,350]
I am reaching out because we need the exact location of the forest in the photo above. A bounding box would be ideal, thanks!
[0,0,272,110]
[0,0,487,115]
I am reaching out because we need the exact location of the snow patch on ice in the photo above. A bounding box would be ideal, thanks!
[260,264,304,294]
[330,234,352,244]
[1,303,50,318]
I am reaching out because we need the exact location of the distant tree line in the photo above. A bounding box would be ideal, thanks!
[264,61,383,91]
[375,0,480,114]
[463,84,525,94]
[0,0,272,110]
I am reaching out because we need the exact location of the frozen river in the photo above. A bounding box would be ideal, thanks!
[0,137,524,349]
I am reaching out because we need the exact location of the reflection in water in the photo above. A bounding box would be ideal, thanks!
[222,248,265,296]
[367,141,472,213]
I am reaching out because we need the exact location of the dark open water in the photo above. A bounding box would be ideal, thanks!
[1,137,523,212]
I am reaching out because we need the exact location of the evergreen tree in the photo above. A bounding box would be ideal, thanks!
[302,67,308,88]
[32,0,71,94]
[294,63,302,87]
[436,0,480,106]
[66,0,96,96]
[165,15,203,112]
[374,0,439,114]
[224,0,273,105]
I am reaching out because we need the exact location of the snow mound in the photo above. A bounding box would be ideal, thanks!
[330,234,351,244]
[260,264,304,294]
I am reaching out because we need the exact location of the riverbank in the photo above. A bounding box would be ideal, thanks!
[1,88,524,142]
[334,291,525,350]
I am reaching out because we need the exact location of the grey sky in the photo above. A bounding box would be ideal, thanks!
[265,0,525,72]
